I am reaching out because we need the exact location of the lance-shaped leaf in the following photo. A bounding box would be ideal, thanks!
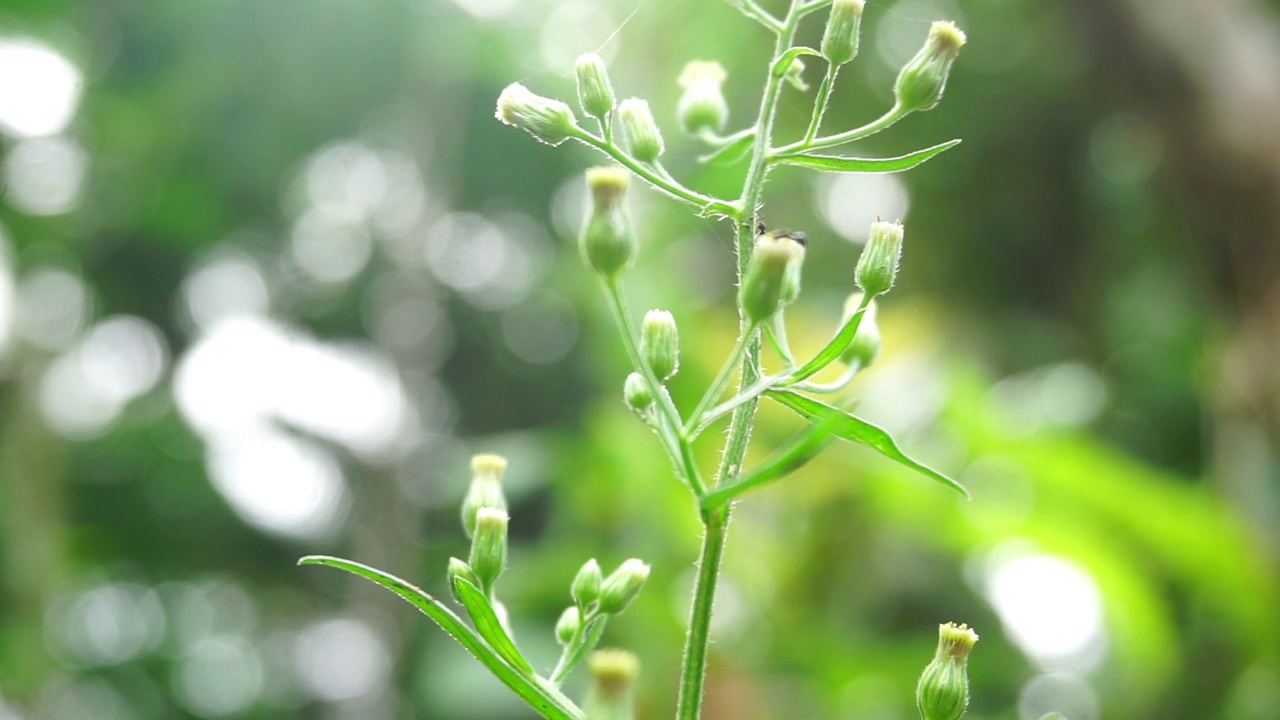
[775,139,960,173]
[701,413,841,511]
[765,391,968,496]
[451,574,536,676]
[785,305,866,384]
[298,555,584,720]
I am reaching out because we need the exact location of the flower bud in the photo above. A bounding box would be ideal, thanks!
[740,229,805,325]
[496,83,578,146]
[468,508,509,594]
[461,454,508,539]
[447,557,481,603]
[855,220,903,297]
[572,558,604,608]
[580,166,636,279]
[916,622,978,720]
[640,309,679,381]
[1038,715,1068,720]
[784,56,809,91]
[598,559,650,615]
[576,53,616,120]
[618,98,664,163]
[894,21,966,113]
[821,0,865,67]
[622,372,654,411]
[676,61,729,135]
[839,293,880,369]
[555,606,583,645]
[585,649,640,720]
[773,229,807,305]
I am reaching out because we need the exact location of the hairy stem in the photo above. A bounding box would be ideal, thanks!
[675,2,805,717]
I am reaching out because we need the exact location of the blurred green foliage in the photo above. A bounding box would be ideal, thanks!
[1,1,1278,719]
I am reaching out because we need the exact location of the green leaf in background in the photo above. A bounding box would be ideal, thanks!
[765,391,968,497]
[774,139,961,173]
[298,555,583,720]
[786,305,867,383]
[451,574,537,676]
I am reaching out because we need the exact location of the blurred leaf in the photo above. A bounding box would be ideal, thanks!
[698,130,756,166]
[772,46,822,78]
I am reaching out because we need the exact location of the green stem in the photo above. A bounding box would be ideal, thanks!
[803,64,839,143]
[736,0,784,32]
[571,129,740,218]
[791,360,859,393]
[603,280,707,496]
[684,333,750,437]
[691,372,787,439]
[772,103,908,157]
[675,2,805,717]
[767,313,797,367]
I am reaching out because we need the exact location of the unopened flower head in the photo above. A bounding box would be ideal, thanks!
[894,21,966,113]
[468,507,509,593]
[580,166,636,279]
[916,622,978,720]
[821,0,865,67]
[598,558,650,614]
[462,453,508,539]
[585,648,640,719]
[496,83,578,146]
[623,372,654,411]
[641,309,679,381]
[839,293,880,369]
[855,220,904,296]
[555,606,582,645]
[572,558,604,608]
[677,60,729,135]
[741,229,806,325]
[575,53,616,120]
[446,557,481,603]
[618,98,664,163]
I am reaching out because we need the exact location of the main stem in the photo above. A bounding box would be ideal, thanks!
[675,4,802,718]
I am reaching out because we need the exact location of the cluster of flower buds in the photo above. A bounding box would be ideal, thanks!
[554,557,651,649]
[739,228,807,325]
[585,648,640,720]
[916,622,978,720]
[455,454,511,597]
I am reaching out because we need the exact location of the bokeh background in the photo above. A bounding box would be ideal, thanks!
[1,0,1279,718]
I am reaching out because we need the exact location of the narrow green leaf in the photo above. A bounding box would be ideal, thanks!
[701,414,840,511]
[451,575,536,676]
[765,391,969,497]
[786,306,865,384]
[698,130,755,166]
[775,139,961,173]
[298,555,584,720]
[771,46,821,78]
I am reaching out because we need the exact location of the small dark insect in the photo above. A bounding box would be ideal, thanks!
[755,221,807,247]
